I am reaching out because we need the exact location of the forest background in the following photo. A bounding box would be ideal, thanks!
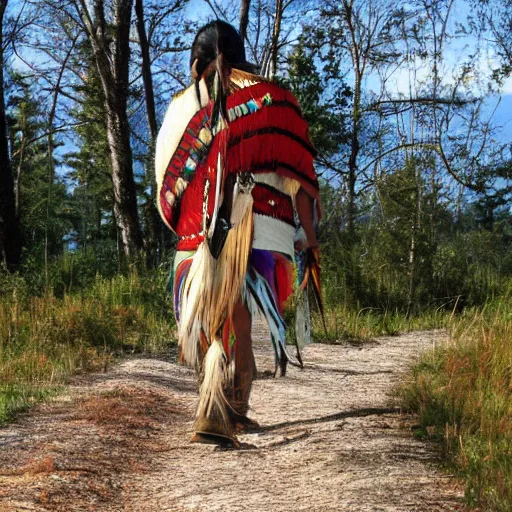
[0,0,512,510]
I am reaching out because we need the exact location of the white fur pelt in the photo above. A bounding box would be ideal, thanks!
[154,80,209,230]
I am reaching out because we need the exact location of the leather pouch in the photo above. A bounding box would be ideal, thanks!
[208,217,230,259]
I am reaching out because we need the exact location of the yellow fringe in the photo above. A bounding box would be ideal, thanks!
[205,205,253,337]
[178,203,253,366]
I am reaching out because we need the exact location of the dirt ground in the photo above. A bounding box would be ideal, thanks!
[0,326,466,512]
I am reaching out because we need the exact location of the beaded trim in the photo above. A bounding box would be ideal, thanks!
[227,93,273,122]
[179,230,205,241]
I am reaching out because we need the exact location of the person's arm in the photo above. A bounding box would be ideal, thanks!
[295,187,318,249]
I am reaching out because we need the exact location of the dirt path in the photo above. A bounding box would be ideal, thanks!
[0,328,465,512]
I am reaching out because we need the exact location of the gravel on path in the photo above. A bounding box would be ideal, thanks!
[0,327,466,512]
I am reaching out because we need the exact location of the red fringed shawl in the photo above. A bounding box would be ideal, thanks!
[159,77,319,251]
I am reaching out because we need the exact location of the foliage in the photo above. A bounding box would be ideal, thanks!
[1,3,512,493]
[0,263,175,424]
[8,73,74,262]
[397,299,512,511]
[285,31,352,156]
[318,163,512,315]
[2,0,511,289]
[65,40,115,253]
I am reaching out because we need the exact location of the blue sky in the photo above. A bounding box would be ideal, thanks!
[6,0,511,171]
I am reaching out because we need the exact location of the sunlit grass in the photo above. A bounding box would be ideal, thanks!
[0,270,176,424]
[0,384,58,425]
[397,300,512,511]
[4,257,511,512]
[311,304,449,342]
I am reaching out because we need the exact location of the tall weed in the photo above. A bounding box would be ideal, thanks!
[0,269,175,424]
[398,299,512,511]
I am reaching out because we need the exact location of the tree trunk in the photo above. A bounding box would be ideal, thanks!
[79,0,143,259]
[342,0,362,238]
[347,125,358,237]
[406,164,422,318]
[0,0,22,270]
[346,74,360,238]
[135,0,157,141]
[268,0,283,78]
[14,119,26,215]
[106,105,143,257]
[135,0,162,266]
[239,0,251,43]
[44,34,77,283]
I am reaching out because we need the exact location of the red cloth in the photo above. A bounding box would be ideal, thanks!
[159,81,319,251]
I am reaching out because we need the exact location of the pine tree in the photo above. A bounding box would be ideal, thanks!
[286,33,351,157]
[9,74,72,262]
[65,40,115,255]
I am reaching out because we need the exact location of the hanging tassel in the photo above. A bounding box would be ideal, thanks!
[210,53,230,132]
[244,267,302,375]
[178,241,215,367]
[230,172,255,226]
[297,246,327,334]
[196,339,231,427]
[294,289,310,364]
[204,198,254,338]
[177,176,214,367]
[178,174,255,368]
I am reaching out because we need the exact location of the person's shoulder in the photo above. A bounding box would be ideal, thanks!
[230,70,300,106]
[172,83,194,101]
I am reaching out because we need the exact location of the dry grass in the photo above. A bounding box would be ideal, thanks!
[0,384,186,512]
[75,387,185,429]
[0,271,176,425]
[21,456,56,476]
[398,301,512,511]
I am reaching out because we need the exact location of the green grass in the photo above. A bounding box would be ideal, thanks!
[311,304,449,342]
[0,269,176,425]
[0,384,58,424]
[397,300,512,511]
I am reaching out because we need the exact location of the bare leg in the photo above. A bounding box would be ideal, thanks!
[231,300,253,416]
[233,301,253,376]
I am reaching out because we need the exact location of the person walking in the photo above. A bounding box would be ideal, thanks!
[155,20,320,447]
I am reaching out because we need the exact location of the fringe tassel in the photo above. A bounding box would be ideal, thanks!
[196,339,230,424]
[204,202,253,337]
[244,268,302,375]
[295,288,310,365]
[178,241,215,367]
[177,185,254,368]
[230,177,254,226]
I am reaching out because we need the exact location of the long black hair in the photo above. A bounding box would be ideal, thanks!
[190,21,256,123]
[190,20,254,78]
